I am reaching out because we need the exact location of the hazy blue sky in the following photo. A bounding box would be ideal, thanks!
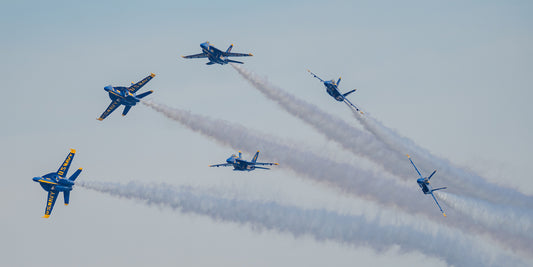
[2,1,532,266]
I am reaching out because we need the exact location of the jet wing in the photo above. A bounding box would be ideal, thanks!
[97,99,122,121]
[43,190,59,218]
[209,163,233,167]
[224,52,253,57]
[430,191,447,217]
[128,73,155,93]
[57,149,76,178]
[182,53,208,59]
[343,98,363,114]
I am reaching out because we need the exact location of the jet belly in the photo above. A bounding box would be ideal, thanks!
[418,182,431,194]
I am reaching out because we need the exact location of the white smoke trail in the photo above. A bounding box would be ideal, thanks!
[231,64,415,178]
[142,100,532,255]
[354,111,533,210]
[231,64,533,237]
[437,191,533,240]
[231,64,532,211]
[78,180,528,267]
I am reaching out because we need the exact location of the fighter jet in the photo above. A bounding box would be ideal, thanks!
[307,70,363,114]
[182,42,253,65]
[407,154,447,216]
[97,73,155,121]
[209,151,278,171]
[32,149,82,218]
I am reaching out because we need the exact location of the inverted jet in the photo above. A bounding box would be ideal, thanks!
[307,70,363,113]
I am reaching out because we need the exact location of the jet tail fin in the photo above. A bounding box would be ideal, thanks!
[69,168,82,181]
[428,170,437,180]
[64,191,70,205]
[251,151,259,163]
[343,89,356,97]
[122,106,132,116]
[226,44,233,53]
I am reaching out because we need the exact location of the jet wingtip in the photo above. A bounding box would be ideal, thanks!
[443,213,447,217]
[150,73,156,77]
[97,118,103,121]
[42,215,50,218]
[406,154,410,158]
[70,148,76,153]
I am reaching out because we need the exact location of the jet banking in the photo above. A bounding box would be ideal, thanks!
[307,70,363,114]
[182,42,253,65]
[407,154,447,216]
[32,149,82,218]
[97,73,155,121]
[209,151,278,171]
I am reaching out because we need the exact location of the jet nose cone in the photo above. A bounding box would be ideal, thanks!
[33,177,40,182]
[104,85,113,91]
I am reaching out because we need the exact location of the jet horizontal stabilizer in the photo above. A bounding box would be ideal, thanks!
[432,187,447,192]
[254,166,270,170]
[226,59,244,64]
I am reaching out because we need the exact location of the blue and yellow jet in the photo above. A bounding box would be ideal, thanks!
[32,149,82,218]
[210,151,278,171]
[97,73,155,121]
[407,154,447,216]
[182,42,253,65]
[307,70,363,114]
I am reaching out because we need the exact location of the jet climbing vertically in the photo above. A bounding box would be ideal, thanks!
[32,149,83,218]
[407,154,447,216]
[307,69,363,114]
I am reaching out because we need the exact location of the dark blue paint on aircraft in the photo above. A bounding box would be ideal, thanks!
[307,70,363,114]
[210,151,278,171]
[407,154,447,216]
[32,149,82,218]
[97,73,155,121]
[182,42,253,65]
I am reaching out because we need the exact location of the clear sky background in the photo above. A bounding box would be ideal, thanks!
[1,1,532,266]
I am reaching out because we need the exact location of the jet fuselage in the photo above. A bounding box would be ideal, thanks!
[417,178,433,194]
[323,81,344,101]
[105,86,139,106]
[200,42,228,65]
[33,173,74,193]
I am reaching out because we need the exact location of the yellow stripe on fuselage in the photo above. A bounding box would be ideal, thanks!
[39,180,58,185]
